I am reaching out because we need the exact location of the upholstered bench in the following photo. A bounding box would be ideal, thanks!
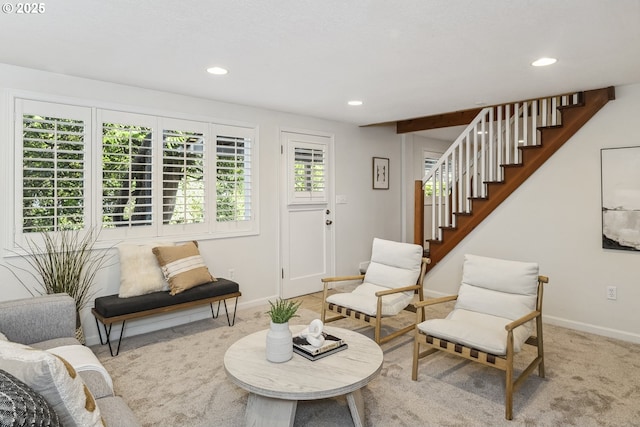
[92,279,241,356]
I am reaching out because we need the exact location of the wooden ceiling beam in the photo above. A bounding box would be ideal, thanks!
[396,107,483,134]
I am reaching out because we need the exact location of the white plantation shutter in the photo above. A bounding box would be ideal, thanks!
[289,141,326,204]
[101,119,154,230]
[12,98,259,243]
[162,125,206,227]
[215,125,254,226]
[17,100,90,233]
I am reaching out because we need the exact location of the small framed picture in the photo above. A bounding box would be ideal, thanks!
[372,157,389,190]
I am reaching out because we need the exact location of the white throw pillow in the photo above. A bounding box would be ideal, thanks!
[118,242,174,298]
[0,340,104,427]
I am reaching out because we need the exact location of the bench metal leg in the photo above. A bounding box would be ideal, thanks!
[96,319,126,357]
[94,317,106,345]
[209,301,221,319]
[223,297,239,326]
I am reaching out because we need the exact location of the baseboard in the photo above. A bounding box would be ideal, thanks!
[424,289,640,345]
[543,315,640,344]
[84,295,277,347]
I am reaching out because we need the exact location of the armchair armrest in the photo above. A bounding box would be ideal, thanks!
[505,310,541,332]
[321,275,365,283]
[414,294,458,308]
[0,293,76,345]
[375,284,421,297]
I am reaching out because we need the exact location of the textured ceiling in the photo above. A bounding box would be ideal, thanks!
[1,0,639,126]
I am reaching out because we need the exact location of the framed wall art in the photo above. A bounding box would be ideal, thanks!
[372,157,389,190]
[601,146,640,252]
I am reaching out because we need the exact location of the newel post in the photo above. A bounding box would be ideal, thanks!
[414,180,424,246]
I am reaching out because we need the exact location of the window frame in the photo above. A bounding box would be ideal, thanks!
[8,94,259,251]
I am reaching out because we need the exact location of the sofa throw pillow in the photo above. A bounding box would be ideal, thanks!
[0,369,62,427]
[152,241,216,295]
[0,340,104,427]
[117,242,175,298]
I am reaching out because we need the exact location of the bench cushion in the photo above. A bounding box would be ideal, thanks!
[93,279,239,319]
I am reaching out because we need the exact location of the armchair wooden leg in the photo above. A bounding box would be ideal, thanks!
[536,316,545,378]
[412,332,420,381]
[321,283,329,323]
[505,332,514,420]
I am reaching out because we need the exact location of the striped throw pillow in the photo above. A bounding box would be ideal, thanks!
[152,241,216,295]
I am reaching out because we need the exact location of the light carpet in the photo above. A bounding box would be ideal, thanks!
[92,306,640,426]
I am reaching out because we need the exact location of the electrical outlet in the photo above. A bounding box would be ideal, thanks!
[228,269,235,280]
[607,286,617,300]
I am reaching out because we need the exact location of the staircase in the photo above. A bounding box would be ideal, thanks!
[417,86,615,269]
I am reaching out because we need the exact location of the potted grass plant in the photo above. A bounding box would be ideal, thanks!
[6,227,112,344]
[265,298,301,363]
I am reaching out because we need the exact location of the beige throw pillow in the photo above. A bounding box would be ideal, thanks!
[118,242,174,298]
[152,241,216,295]
[0,340,104,427]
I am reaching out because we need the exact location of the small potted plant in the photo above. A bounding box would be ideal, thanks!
[265,298,301,363]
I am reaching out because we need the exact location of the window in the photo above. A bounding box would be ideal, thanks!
[13,98,258,244]
[423,151,449,198]
[215,125,254,229]
[162,127,205,226]
[17,100,90,234]
[294,147,325,194]
[288,141,326,204]
[101,122,153,229]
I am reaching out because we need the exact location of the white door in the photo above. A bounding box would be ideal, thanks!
[280,131,334,299]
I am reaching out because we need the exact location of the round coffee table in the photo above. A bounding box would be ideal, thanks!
[224,325,383,427]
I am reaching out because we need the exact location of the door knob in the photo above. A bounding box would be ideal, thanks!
[326,220,333,225]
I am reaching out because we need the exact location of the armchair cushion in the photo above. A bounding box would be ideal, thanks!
[455,254,538,320]
[418,254,540,355]
[461,254,539,295]
[455,283,537,323]
[418,309,532,355]
[364,238,423,291]
[326,283,413,316]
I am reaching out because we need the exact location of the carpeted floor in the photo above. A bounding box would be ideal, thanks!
[92,297,640,426]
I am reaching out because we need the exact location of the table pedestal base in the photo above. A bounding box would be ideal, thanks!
[244,389,365,427]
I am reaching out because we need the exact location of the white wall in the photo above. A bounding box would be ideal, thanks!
[0,64,403,345]
[423,83,640,343]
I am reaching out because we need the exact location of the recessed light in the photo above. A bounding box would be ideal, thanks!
[207,66,228,75]
[347,100,363,106]
[531,57,557,67]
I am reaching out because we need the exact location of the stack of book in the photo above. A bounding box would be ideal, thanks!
[292,332,347,361]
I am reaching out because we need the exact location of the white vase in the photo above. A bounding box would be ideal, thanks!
[266,321,293,363]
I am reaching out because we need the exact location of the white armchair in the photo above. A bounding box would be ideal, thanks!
[411,254,549,420]
[321,238,429,344]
